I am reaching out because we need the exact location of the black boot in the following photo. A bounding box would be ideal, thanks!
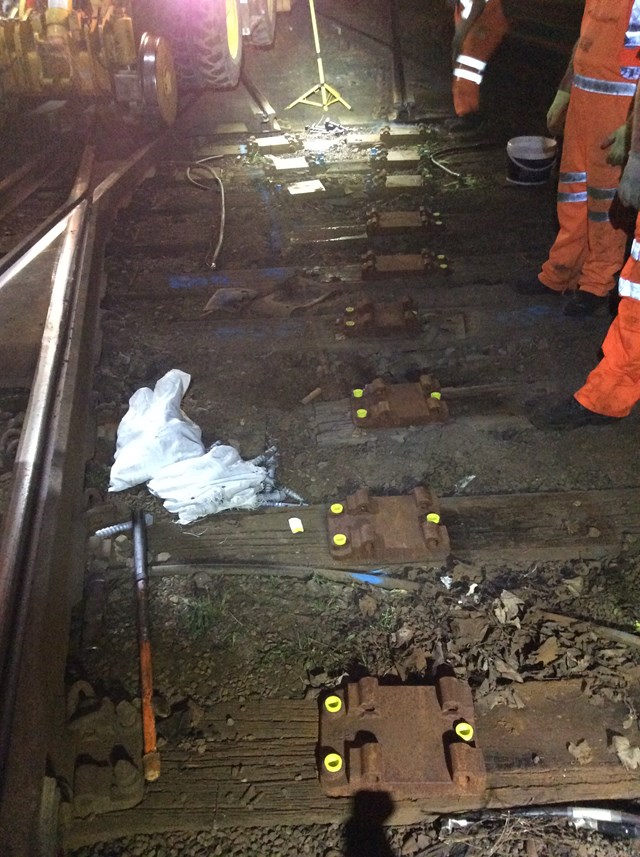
[529,397,620,430]
[447,112,486,135]
[564,290,608,317]
[514,277,563,297]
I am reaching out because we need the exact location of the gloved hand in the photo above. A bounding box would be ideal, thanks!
[546,90,570,136]
[618,152,640,208]
[601,123,631,165]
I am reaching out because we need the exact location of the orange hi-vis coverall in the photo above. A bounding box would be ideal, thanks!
[575,288,640,417]
[539,0,640,299]
[452,0,510,117]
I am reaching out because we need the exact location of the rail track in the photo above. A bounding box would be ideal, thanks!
[0,119,171,855]
[2,3,640,856]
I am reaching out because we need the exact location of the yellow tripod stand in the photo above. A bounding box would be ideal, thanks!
[286,0,351,112]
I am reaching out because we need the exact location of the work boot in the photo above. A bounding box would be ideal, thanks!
[514,276,563,297]
[447,112,486,135]
[528,396,620,430]
[563,290,607,317]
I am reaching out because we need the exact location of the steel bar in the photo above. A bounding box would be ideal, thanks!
[132,510,160,783]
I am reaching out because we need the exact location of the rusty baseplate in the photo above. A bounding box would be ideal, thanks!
[361,248,451,278]
[370,147,425,171]
[318,676,486,798]
[367,170,426,192]
[247,134,298,155]
[350,375,448,427]
[365,205,444,236]
[338,297,422,337]
[379,123,428,146]
[327,486,450,562]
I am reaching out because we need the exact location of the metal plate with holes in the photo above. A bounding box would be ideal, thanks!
[350,375,448,427]
[361,249,450,278]
[327,487,450,562]
[339,298,421,337]
[318,676,486,798]
[366,206,443,236]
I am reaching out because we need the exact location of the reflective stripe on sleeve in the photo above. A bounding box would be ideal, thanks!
[559,171,587,184]
[558,191,588,203]
[625,0,640,46]
[588,186,617,200]
[588,210,610,222]
[573,75,637,96]
[630,238,640,260]
[618,275,640,299]
[453,68,483,85]
[456,54,487,72]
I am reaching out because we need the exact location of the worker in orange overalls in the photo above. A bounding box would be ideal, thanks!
[450,0,510,133]
[529,3,640,429]
[536,103,640,428]
[519,0,640,317]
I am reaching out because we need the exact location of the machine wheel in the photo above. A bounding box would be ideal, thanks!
[190,0,243,89]
[244,0,277,47]
[138,32,178,125]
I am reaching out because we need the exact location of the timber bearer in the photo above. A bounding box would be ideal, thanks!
[518,0,640,317]
[450,0,510,133]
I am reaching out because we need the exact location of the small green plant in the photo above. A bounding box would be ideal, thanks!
[182,595,223,640]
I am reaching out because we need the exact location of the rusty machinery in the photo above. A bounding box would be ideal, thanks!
[0,0,287,124]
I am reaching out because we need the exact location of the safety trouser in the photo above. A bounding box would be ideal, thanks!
[539,83,633,297]
[575,226,640,418]
[452,0,509,117]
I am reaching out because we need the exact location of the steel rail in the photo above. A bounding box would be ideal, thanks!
[0,133,168,856]
[0,146,95,279]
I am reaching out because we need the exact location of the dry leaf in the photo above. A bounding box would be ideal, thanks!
[493,590,524,627]
[358,594,378,618]
[611,735,640,770]
[564,576,584,596]
[567,739,593,765]
[393,624,415,646]
[494,657,524,683]
[532,636,560,666]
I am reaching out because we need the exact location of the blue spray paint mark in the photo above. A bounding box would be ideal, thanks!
[350,570,387,586]
[168,267,293,290]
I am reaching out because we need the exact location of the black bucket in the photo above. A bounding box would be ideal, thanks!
[506,136,557,186]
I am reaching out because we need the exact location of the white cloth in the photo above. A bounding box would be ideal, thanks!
[109,370,266,524]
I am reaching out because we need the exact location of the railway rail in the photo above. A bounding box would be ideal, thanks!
[0,124,170,855]
[1,3,639,856]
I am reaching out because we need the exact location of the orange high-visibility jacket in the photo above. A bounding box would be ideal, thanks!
[452,0,509,117]
[539,0,640,298]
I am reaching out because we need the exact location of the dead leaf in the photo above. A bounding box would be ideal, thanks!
[493,657,524,683]
[567,739,593,765]
[564,576,584,596]
[410,647,428,672]
[393,624,415,646]
[202,287,258,314]
[493,590,524,627]
[358,594,378,618]
[532,636,560,666]
[611,735,640,770]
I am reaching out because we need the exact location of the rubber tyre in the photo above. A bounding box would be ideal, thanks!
[190,0,243,89]
[246,0,277,47]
